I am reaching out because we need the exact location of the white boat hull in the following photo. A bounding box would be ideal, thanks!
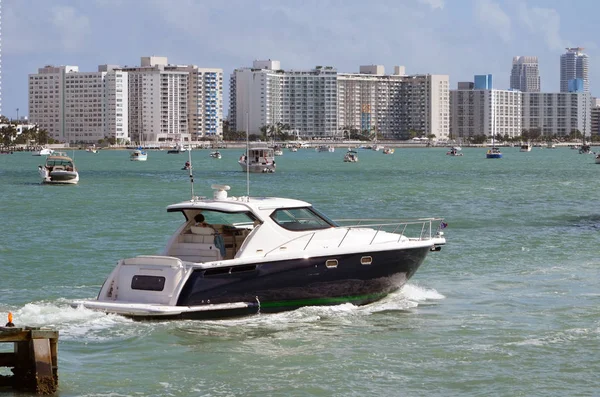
[238,160,276,173]
[32,148,54,156]
[39,167,79,184]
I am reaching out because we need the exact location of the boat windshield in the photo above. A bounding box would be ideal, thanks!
[188,210,257,229]
[270,207,338,231]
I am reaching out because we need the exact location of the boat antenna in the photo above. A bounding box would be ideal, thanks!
[188,148,195,199]
[246,111,250,197]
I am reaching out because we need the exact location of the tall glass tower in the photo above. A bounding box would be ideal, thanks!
[510,56,540,92]
[560,47,589,92]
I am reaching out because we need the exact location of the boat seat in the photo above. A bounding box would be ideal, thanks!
[53,165,65,171]
[167,242,222,263]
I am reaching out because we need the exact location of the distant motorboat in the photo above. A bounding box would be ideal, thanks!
[382,147,395,155]
[32,147,54,156]
[210,151,222,159]
[446,147,463,156]
[316,145,335,153]
[38,152,79,184]
[130,147,148,161]
[239,145,276,173]
[168,144,189,154]
[344,151,359,162]
[520,143,532,152]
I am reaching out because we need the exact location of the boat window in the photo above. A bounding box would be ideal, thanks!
[185,210,257,229]
[271,207,337,231]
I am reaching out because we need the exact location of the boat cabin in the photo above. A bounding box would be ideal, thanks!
[44,155,75,172]
[163,190,338,264]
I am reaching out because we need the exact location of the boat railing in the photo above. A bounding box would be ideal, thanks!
[263,218,446,256]
[334,218,445,246]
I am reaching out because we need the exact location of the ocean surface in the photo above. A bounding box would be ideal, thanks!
[1,146,599,396]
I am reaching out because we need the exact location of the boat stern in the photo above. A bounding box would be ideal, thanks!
[95,255,188,306]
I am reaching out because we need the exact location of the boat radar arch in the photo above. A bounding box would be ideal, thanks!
[212,184,231,200]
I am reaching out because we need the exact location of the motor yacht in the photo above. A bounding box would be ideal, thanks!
[238,145,276,173]
[73,184,447,320]
[38,152,79,184]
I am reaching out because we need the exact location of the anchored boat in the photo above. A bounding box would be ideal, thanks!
[38,152,79,184]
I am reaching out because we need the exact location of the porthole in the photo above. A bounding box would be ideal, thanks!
[325,259,338,268]
[361,256,373,265]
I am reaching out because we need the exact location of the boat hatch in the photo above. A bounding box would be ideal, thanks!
[361,256,373,265]
[325,259,338,268]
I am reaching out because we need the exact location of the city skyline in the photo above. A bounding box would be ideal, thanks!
[2,0,599,119]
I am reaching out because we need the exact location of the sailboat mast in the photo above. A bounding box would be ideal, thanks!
[246,112,250,197]
[188,149,194,199]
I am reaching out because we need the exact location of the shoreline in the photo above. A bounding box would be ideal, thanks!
[4,141,592,152]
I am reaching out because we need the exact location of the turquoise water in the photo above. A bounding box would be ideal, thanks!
[1,147,599,396]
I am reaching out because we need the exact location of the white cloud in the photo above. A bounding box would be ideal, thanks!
[51,6,92,52]
[474,0,511,42]
[418,0,445,10]
[517,4,567,51]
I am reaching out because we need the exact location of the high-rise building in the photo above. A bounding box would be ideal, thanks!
[121,57,189,143]
[510,56,540,92]
[450,75,522,139]
[560,48,589,92]
[230,60,338,136]
[230,61,449,139]
[28,65,128,143]
[337,66,449,138]
[591,97,600,136]
[522,92,591,136]
[163,64,223,138]
[450,74,591,139]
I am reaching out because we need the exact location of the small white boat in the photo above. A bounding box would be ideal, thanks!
[210,151,222,159]
[130,147,148,161]
[372,144,382,152]
[446,147,463,156]
[38,152,79,184]
[520,143,532,152]
[595,154,600,164]
[289,147,298,152]
[32,147,54,156]
[72,184,447,320]
[316,145,335,153]
[344,151,359,162]
[239,145,276,173]
[86,146,98,154]
[168,144,189,154]
[382,147,395,155]
[273,146,283,156]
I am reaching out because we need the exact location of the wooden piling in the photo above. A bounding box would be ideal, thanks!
[0,327,59,394]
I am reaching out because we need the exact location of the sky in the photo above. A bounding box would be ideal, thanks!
[2,0,599,120]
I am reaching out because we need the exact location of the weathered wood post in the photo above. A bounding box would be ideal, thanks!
[0,313,58,394]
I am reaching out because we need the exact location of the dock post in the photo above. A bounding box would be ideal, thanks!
[0,323,59,394]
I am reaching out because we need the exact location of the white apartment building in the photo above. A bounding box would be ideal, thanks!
[28,65,128,143]
[522,92,591,137]
[230,61,449,139]
[121,57,188,143]
[510,56,540,92]
[338,66,449,138]
[165,64,223,138]
[560,47,589,93]
[230,60,338,136]
[450,87,522,139]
